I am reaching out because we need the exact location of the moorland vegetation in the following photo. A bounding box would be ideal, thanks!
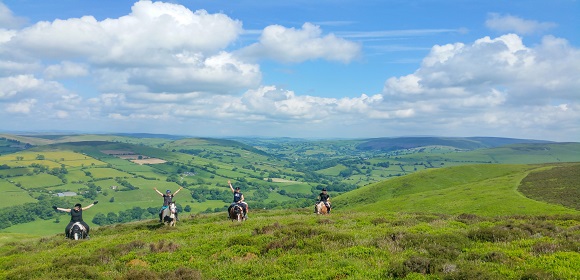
[0,133,578,279]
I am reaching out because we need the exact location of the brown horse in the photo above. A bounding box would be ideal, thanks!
[315,201,330,215]
[228,203,245,222]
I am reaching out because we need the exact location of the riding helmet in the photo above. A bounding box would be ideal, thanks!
[166,190,171,193]
[75,203,82,208]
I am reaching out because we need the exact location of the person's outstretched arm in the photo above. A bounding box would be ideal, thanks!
[174,187,184,195]
[82,201,98,211]
[153,187,164,196]
[228,180,234,193]
[52,206,71,213]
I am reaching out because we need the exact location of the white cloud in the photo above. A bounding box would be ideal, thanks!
[44,61,89,79]
[239,23,361,63]
[380,33,580,140]
[5,99,36,113]
[486,13,556,35]
[7,1,242,63]
[0,2,26,29]
[1,1,250,94]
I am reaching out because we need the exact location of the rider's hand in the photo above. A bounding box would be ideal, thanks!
[93,201,99,204]
[52,206,57,210]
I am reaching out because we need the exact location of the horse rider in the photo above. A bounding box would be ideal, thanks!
[315,188,331,213]
[228,180,248,218]
[154,187,183,222]
[53,201,98,238]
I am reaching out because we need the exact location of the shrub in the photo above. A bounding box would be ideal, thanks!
[531,242,559,255]
[467,225,526,242]
[252,222,282,235]
[123,269,159,280]
[520,268,562,280]
[456,213,482,224]
[387,255,438,277]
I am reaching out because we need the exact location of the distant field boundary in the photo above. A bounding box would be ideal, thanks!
[267,178,298,183]
[131,158,166,165]
[101,149,166,165]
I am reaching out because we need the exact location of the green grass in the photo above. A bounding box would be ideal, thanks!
[14,173,63,189]
[87,167,132,179]
[0,210,578,279]
[336,163,580,217]
[0,180,37,207]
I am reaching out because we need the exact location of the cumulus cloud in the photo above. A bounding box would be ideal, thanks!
[239,23,361,63]
[381,33,580,139]
[486,13,556,34]
[0,2,26,28]
[1,1,253,95]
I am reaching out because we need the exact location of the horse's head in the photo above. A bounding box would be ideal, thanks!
[70,222,87,240]
[169,202,177,214]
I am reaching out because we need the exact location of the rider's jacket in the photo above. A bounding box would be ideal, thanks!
[318,193,330,202]
[233,192,243,203]
[162,194,174,206]
[70,208,83,222]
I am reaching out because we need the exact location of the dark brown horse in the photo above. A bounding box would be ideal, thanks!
[229,203,245,221]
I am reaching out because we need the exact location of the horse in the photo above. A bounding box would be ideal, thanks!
[69,222,88,240]
[228,203,245,222]
[161,202,177,226]
[315,201,330,215]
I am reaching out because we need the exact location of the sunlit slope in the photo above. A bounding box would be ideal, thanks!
[445,143,580,164]
[334,163,580,216]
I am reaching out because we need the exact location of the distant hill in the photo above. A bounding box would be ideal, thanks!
[356,136,552,151]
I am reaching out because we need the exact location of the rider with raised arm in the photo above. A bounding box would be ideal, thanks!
[315,188,331,213]
[228,180,248,218]
[154,187,183,222]
[53,201,98,238]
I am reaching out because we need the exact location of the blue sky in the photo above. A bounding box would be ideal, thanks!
[0,0,578,141]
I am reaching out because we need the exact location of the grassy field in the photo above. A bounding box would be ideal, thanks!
[0,180,37,207]
[336,163,580,216]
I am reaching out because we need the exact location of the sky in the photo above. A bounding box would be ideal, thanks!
[0,0,579,141]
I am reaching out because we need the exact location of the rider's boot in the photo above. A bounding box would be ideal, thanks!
[158,213,162,223]
[176,213,179,221]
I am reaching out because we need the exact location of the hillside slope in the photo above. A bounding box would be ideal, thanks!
[334,163,580,216]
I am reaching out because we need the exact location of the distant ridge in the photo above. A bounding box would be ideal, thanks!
[356,136,553,151]
[111,133,188,140]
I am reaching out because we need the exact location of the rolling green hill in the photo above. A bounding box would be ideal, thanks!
[0,163,579,279]
[334,163,580,216]
[0,133,578,238]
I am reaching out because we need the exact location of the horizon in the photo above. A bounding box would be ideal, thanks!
[0,130,565,143]
[0,0,579,142]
